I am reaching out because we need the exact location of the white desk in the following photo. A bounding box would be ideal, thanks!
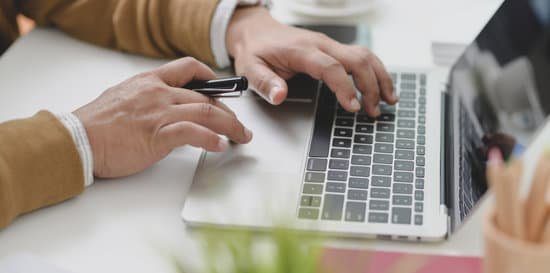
[0,0,521,272]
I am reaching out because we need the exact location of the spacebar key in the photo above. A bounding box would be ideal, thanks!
[309,84,337,157]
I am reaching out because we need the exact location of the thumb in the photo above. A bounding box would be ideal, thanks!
[244,60,288,105]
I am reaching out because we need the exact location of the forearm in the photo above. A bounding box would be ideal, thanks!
[0,111,84,229]
[18,0,220,65]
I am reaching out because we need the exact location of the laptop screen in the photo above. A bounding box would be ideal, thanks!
[448,0,550,225]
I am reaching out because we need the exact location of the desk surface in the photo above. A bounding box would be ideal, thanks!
[0,0,524,272]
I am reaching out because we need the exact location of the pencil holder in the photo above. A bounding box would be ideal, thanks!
[483,209,550,273]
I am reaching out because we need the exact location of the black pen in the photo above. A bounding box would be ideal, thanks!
[182,76,248,97]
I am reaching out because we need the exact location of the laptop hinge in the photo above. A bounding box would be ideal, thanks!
[440,92,455,232]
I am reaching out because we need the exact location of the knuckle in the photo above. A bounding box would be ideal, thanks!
[183,57,200,68]
[198,103,214,119]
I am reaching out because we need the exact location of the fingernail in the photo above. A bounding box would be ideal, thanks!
[488,148,503,165]
[392,93,399,102]
[218,138,230,151]
[350,98,361,112]
[373,106,381,116]
[244,127,253,141]
[269,86,281,104]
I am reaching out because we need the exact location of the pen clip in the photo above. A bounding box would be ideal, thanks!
[193,83,244,97]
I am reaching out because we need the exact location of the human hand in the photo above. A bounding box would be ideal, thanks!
[73,57,253,178]
[226,7,397,116]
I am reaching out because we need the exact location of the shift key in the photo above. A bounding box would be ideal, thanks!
[322,194,344,220]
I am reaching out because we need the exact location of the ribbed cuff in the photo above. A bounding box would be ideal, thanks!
[56,113,94,187]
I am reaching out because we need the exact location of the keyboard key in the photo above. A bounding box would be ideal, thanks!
[305,172,325,183]
[420,74,426,85]
[393,195,412,206]
[354,134,373,144]
[322,194,345,220]
[396,129,415,139]
[348,189,368,200]
[349,177,369,189]
[414,202,424,212]
[415,190,424,201]
[394,172,414,183]
[416,167,425,178]
[414,215,423,225]
[371,176,391,187]
[298,208,319,219]
[356,124,374,134]
[398,101,416,109]
[376,123,395,132]
[416,156,425,166]
[345,202,366,222]
[331,148,351,159]
[329,159,349,170]
[400,82,416,90]
[369,200,390,211]
[351,155,371,165]
[301,196,321,207]
[392,207,412,224]
[393,183,413,194]
[337,108,355,117]
[399,92,415,100]
[394,160,414,171]
[397,119,415,128]
[372,165,392,175]
[395,150,414,160]
[376,133,394,143]
[350,166,370,177]
[335,118,354,127]
[419,97,426,105]
[417,135,425,145]
[368,212,389,223]
[353,144,373,155]
[401,73,416,81]
[415,179,424,189]
[396,139,415,149]
[417,146,425,155]
[326,182,346,193]
[419,106,426,114]
[397,110,415,118]
[417,125,426,135]
[333,138,352,148]
[418,116,426,124]
[334,128,353,137]
[303,184,323,194]
[374,143,394,153]
[327,170,347,181]
[373,154,393,164]
[420,88,426,95]
[307,158,327,171]
[377,114,396,122]
[356,115,375,123]
[371,188,391,199]
[380,104,396,113]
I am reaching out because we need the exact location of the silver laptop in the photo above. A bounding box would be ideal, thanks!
[182,0,549,241]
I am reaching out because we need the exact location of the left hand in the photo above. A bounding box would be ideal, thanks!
[226,6,397,116]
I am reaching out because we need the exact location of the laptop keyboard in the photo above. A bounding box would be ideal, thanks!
[298,72,427,226]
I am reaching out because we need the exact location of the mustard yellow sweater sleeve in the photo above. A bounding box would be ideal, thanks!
[0,111,84,229]
[17,0,220,66]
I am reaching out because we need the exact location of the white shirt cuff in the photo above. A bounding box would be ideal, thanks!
[210,0,271,68]
[56,113,94,187]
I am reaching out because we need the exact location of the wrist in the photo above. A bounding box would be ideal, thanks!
[226,6,276,59]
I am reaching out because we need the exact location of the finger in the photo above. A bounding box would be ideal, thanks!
[289,49,361,112]
[162,103,253,144]
[157,122,230,153]
[154,57,216,87]
[243,58,288,105]
[371,55,398,104]
[166,86,236,117]
[319,43,385,116]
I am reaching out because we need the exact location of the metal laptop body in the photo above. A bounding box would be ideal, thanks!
[182,0,550,241]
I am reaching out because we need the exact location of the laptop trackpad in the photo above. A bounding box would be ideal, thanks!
[182,96,316,225]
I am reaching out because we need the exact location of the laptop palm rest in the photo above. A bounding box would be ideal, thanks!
[182,95,316,228]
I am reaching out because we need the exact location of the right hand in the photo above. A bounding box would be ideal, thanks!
[73,57,253,178]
